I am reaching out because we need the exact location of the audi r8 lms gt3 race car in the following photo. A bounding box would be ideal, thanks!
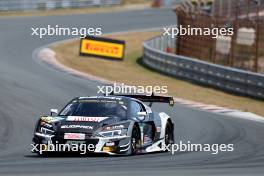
[32,94,175,156]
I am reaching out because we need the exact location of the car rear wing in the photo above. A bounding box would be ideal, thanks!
[109,92,174,106]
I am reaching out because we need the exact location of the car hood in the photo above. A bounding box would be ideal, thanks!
[41,116,128,133]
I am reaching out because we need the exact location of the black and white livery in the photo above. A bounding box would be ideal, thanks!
[32,94,175,155]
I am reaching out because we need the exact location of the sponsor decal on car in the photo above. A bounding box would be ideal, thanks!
[64,133,85,140]
[61,125,93,130]
[104,124,125,130]
[66,116,108,122]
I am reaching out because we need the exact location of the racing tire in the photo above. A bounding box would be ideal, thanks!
[130,125,141,155]
[165,121,174,147]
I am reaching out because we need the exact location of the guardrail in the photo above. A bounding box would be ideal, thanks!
[0,0,121,11]
[143,36,264,100]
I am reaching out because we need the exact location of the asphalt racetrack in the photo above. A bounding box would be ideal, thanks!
[0,9,264,176]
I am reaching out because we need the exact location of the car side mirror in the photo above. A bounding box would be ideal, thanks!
[50,109,58,116]
[137,111,147,121]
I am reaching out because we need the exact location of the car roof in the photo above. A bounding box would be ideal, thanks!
[75,96,132,102]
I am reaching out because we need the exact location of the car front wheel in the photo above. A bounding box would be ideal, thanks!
[130,125,141,155]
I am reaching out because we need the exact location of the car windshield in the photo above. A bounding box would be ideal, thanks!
[59,100,127,119]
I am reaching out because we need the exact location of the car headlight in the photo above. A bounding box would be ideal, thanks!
[97,128,128,137]
[40,120,53,128]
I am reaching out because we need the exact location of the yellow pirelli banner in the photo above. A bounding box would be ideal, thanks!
[80,36,125,60]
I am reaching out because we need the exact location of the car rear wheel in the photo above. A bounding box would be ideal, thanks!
[165,121,174,146]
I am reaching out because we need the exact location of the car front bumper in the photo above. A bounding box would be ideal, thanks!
[32,132,131,155]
